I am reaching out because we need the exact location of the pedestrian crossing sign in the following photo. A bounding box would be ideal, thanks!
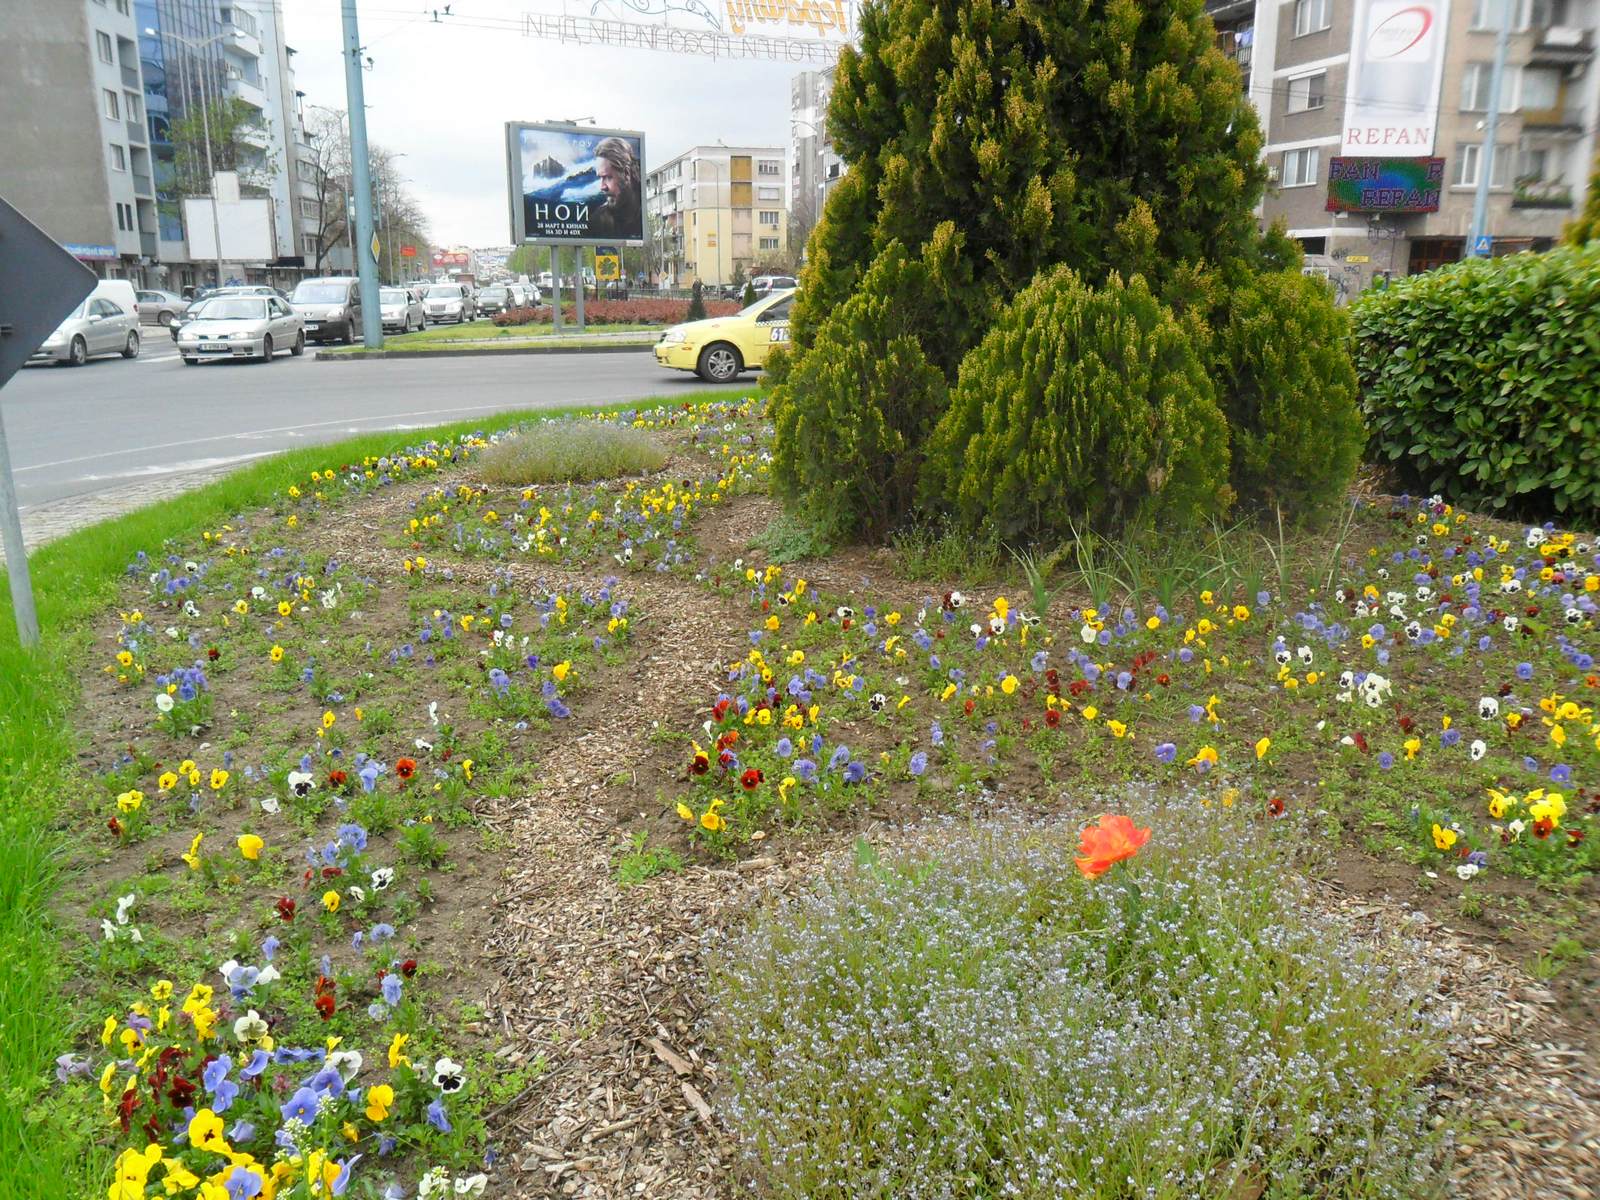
[1472,235,1493,257]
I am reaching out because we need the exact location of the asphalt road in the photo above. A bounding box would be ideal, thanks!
[2,345,740,511]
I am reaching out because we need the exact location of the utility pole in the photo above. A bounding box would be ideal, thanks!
[341,1,383,347]
[1468,0,1515,257]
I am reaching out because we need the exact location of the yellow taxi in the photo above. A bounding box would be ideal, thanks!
[654,289,794,383]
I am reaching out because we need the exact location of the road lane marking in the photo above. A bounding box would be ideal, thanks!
[12,394,622,474]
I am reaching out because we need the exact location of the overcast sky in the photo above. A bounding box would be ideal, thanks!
[278,0,834,247]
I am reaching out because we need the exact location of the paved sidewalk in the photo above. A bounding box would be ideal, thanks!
[1,464,237,562]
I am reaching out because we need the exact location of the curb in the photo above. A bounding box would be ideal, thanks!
[315,341,657,362]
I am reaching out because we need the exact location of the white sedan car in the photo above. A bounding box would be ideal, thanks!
[177,296,305,364]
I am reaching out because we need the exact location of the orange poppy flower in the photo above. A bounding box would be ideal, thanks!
[1074,813,1152,879]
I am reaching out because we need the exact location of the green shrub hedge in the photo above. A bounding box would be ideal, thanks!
[1351,244,1600,520]
[1213,268,1364,518]
[926,268,1231,541]
[770,242,950,540]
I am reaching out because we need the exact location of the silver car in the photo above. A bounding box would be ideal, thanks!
[29,296,142,366]
[423,283,471,324]
[176,296,305,364]
[135,289,190,327]
[379,287,427,334]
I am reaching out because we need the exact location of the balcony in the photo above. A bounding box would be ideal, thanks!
[126,118,146,145]
[227,74,267,111]
[1512,179,1574,208]
[1531,25,1593,66]
[122,64,140,90]
[237,124,272,151]
[140,232,158,259]
[132,171,154,197]
[223,25,262,59]
[1521,106,1585,132]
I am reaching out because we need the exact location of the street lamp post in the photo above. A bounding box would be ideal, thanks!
[149,26,228,287]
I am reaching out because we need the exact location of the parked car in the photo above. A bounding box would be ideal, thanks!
[135,289,189,326]
[29,294,142,366]
[475,285,513,317]
[379,286,427,334]
[290,277,363,344]
[176,295,305,364]
[422,283,471,324]
[653,289,793,383]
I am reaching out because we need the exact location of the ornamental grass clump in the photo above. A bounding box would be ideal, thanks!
[710,794,1449,1200]
[475,420,667,485]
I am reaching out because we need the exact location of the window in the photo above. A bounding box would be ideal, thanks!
[1519,146,1550,180]
[758,159,781,176]
[1296,236,1328,256]
[1454,142,1512,187]
[104,89,120,119]
[1280,146,1320,187]
[303,234,319,256]
[1293,0,1330,37]
[1472,0,1531,30]
[1520,67,1561,111]
[759,210,780,226]
[1465,63,1497,112]
[96,31,114,63]
[300,198,319,219]
[93,299,122,318]
[758,186,782,201]
[110,144,126,171]
[1286,72,1326,113]
[116,0,130,12]
[115,204,126,231]
[124,91,141,120]
[760,236,780,251]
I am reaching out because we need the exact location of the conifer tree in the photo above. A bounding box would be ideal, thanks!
[789,0,1269,360]
[1565,152,1600,245]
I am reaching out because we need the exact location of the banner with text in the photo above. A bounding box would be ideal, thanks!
[1326,157,1445,212]
[1341,0,1452,156]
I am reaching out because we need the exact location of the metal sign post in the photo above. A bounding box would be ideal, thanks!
[550,246,562,332]
[574,246,586,333]
[0,198,98,647]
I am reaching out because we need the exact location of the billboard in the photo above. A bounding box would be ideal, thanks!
[507,123,645,246]
[1326,157,1445,212]
[181,196,276,262]
[1341,0,1452,156]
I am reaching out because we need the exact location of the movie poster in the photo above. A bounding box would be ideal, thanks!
[506,123,645,245]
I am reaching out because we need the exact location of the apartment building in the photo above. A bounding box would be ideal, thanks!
[1210,0,1599,297]
[790,67,849,246]
[0,0,320,291]
[645,146,789,287]
[0,0,160,283]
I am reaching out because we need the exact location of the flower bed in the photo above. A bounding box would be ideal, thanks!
[490,298,740,327]
[34,396,1600,1196]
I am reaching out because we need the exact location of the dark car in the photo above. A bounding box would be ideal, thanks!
[290,278,364,344]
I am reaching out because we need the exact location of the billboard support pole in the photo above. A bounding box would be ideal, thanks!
[574,247,586,333]
[341,0,384,348]
[1468,0,1513,257]
[550,246,562,332]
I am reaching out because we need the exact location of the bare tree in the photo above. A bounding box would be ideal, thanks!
[302,109,430,278]
[303,107,352,272]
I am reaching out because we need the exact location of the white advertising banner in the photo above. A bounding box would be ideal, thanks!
[1341,0,1452,156]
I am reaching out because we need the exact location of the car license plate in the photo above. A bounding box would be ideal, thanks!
[305,322,320,330]
[200,344,228,353]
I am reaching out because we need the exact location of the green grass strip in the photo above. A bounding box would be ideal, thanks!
[0,389,734,1199]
